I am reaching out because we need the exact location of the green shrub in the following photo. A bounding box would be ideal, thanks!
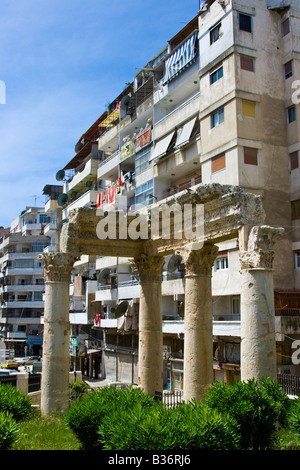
[287,398,300,437]
[0,383,32,422]
[98,400,240,450]
[70,381,91,402]
[65,386,158,449]
[204,377,290,450]
[0,411,18,450]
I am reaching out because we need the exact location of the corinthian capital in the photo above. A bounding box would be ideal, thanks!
[179,243,219,277]
[37,252,80,282]
[239,225,284,270]
[132,253,165,283]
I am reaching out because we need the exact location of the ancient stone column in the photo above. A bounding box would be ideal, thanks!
[38,252,79,415]
[133,253,165,396]
[181,243,219,402]
[239,226,284,382]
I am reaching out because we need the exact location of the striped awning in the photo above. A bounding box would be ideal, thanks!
[163,33,197,84]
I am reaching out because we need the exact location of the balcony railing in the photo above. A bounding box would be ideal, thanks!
[275,308,300,316]
[157,175,202,202]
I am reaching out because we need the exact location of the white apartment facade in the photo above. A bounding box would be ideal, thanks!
[52,0,300,386]
[0,207,49,357]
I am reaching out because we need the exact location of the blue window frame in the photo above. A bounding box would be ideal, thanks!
[211,107,224,128]
[238,13,253,33]
[210,65,223,84]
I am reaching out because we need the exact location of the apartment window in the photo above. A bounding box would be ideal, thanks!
[244,147,258,165]
[238,13,253,33]
[284,60,293,79]
[242,99,256,118]
[232,296,240,316]
[215,251,228,270]
[212,153,226,173]
[210,64,223,84]
[135,148,151,175]
[290,151,299,170]
[282,18,290,37]
[291,199,300,219]
[14,259,34,268]
[210,23,222,44]
[211,107,224,128]
[240,55,255,72]
[39,214,49,224]
[295,251,300,269]
[33,292,43,301]
[135,180,153,206]
[32,242,48,252]
[287,106,296,123]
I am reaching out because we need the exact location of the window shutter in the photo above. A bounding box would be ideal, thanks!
[212,154,226,173]
[240,55,254,72]
[244,147,258,165]
[242,100,256,118]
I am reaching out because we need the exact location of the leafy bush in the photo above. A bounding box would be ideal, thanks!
[0,411,18,450]
[0,383,32,422]
[204,378,290,450]
[70,381,91,402]
[65,386,158,449]
[287,398,300,437]
[98,400,240,450]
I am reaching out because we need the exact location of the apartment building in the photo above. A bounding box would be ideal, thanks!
[0,207,49,357]
[52,0,300,387]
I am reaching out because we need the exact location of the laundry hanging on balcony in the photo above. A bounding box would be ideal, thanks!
[163,33,197,84]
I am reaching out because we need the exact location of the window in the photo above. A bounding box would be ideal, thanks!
[135,180,153,206]
[290,151,299,170]
[14,259,34,268]
[291,199,300,219]
[232,296,240,316]
[210,23,221,44]
[244,147,258,165]
[210,64,223,84]
[211,107,224,128]
[212,153,226,173]
[240,55,255,72]
[239,13,253,33]
[282,18,290,37]
[242,99,256,118]
[287,106,296,123]
[135,148,151,175]
[295,251,300,269]
[32,242,48,252]
[215,252,228,270]
[284,60,293,79]
[33,292,43,301]
[39,214,49,224]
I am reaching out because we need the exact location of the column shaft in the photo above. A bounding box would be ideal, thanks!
[133,254,164,396]
[182,244,218,402]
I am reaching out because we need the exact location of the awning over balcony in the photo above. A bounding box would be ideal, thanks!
[163,33,197,84]
[149,131,176,163]
[98,108,120,128]
[175,116,197,148]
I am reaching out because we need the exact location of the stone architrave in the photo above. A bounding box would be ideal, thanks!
[132,253,165,396]
[239,226,284,382]
[179,243,219,402]
[37,252,79,415]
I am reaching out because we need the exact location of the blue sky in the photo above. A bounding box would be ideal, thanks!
[0,0,200,228]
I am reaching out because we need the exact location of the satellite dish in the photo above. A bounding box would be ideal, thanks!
[98,268,110,283]
[115,300,129,318]
[56,170,66,181]
[57,193,69,206]
[120,95,133,119]
[167,254,182,273]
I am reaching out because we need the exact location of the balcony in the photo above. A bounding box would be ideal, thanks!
[4,284,45,293]
[5,301,44,309]
[43,222,57,235]
[63,190,98,218]
[65,159,98,194]
[157,175,202,202]
[97,151,120,181]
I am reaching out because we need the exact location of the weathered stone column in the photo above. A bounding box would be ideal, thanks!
[181,244,219,402]
[38,252,79,415]
[239,226,284,382]
[133,253,165,396]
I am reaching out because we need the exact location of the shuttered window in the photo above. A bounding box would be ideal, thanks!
[290,151,299,170]
[212,153,226,173]
[240,55,254,72]
[291,200,300,220]
[284,60,293,79]
[282,18,290,37]
[242,100,256,118]
[244,147,258,165]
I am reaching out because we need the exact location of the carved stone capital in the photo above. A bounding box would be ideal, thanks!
[37,252,80,283]
[178,243,219,277]
[239,225,284,270]
[132,253,165,283]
